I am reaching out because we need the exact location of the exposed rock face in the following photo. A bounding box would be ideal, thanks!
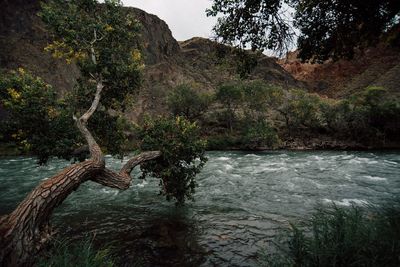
[126,7,181,65]
[0,0,301,121]
[279,45,400,98]
[0,0,80,95]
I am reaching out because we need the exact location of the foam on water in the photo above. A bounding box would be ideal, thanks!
[363,175,387,182]
[1,150,399,267]
[216,157,231,161]
[323,198,369,206]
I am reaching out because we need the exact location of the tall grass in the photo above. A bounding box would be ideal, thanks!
[260,201,400,267]
[37,237,115,267]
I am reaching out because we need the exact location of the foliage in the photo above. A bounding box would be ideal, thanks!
[136,116,207,204]
[234,50,260,79]
[260,202,400,267]
[319,87,400,144]
[206,134,239,150]
[89,111,131,158]
[215,83,243,130]
[0,69,78,164]
[214,80,400,147]
[242,81,279,116]
[65,80,134,158]
[240,119,279,149]
[208,0,400,61]
[269,88,322,133]
[39,0,143,111]
[295,0,400,61]
[37,238,115,267]
[206,0,294,54]
[167,84,212,120]
[213,81,282,149]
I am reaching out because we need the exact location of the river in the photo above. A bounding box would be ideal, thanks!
[0,151,399,266]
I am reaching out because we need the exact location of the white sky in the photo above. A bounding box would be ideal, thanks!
[122,0,217,41]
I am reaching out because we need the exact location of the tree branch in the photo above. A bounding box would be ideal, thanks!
[91,151,161,189]
[74,81,104,164]
[80,81,103,122]
[120,151,161,176]
[91,168,131,190]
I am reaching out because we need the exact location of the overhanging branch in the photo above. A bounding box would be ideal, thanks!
[91,151,161,189]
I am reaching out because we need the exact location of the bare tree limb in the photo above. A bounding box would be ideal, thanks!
[120,151,161,176]
[91,151,161,189]
[74,81,104,164]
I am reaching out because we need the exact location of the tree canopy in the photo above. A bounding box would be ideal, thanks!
[207,0,400,61]
[0,69,77,164]
[167,84,212,120]
[40,0,143,108]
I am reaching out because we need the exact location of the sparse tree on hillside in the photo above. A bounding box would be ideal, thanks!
[167,84,212,120]
[215,83,243,131]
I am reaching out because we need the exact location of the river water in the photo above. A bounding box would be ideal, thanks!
[0,151,399,266]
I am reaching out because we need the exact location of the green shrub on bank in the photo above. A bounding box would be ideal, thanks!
[215,83,243,130]
[260,202,400,267]
[240,119,280,150]
[167,84,212,120]
[206,134,239,150]
[319,87,400,144]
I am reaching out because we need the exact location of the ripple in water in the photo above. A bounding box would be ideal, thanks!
[0,150,399,266]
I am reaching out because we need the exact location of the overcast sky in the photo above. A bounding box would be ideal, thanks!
[122,0,217,41]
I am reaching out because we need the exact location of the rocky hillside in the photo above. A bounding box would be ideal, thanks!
[0,0,300,121]
[279,44,400,98]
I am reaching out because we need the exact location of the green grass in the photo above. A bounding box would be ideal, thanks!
[260,201,400,267]
[37,237,115,267]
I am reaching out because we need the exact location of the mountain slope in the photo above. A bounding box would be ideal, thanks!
[279,45,400,98]
[0,0,301,121]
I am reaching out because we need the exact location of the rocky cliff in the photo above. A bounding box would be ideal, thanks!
[0,0,301,121]
[279,45,400,98]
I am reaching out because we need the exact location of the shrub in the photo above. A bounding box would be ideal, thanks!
[240,119,279,150]
[320,87,400,144]
[206,133,239,150]
[260,202,400,267]
[167,84,212,121]
[37,238,115,267]
[215,82,244,130]
[241,81,285,120]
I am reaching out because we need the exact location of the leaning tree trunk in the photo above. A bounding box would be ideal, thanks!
[0,82,160,266]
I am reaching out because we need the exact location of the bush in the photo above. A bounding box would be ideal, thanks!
[241,81,285,120]
[319,87,400,144]
[206,133,239,150]
[215,82,244,130]
[240,119,279,150]
[167,84,212,121]
[260,202,400,267]
[278,89,323,133]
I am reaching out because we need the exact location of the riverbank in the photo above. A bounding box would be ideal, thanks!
[1,138,400,158]
[205,133,400,152]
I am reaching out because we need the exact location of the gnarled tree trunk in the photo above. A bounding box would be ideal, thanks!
[0,81,160,266]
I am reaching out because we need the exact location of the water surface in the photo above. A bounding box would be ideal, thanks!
[0,151,399,266]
